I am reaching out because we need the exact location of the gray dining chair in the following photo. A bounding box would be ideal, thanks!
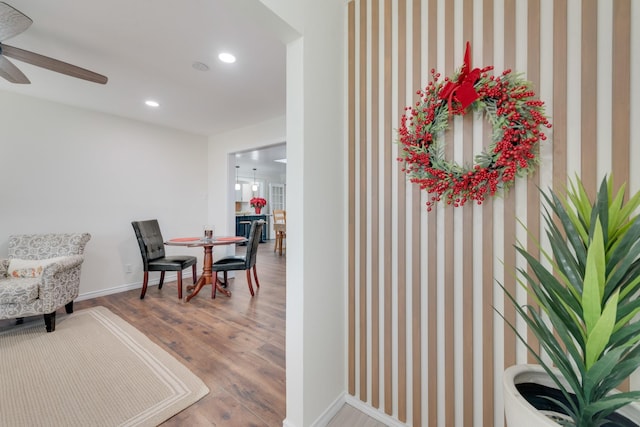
[131,219,197,300]
[212,220,264,297]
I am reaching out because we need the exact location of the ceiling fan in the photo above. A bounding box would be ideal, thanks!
[0,2,107,84]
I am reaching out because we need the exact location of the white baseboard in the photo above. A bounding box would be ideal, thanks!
[283,392,408,427]
[310,393,347,426]
[76,271,194,301]
[77,282,141,300]
[281,393,344,427]
[343,394,409,427]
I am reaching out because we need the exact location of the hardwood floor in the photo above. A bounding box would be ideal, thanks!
[326,404,388,427]
[76,240,287,426]
[1,240,386,426]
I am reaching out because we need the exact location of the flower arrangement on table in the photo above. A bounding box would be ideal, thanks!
[397,42,551,211]
[250,197,267,208]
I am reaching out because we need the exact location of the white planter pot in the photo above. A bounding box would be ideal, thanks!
[503,364,640,427]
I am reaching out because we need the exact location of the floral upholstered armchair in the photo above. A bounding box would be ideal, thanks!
[0,233,91,332]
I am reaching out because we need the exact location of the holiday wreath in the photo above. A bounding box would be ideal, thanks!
[397,42,551,211]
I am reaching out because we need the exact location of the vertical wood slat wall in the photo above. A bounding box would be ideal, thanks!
[347,1,637,426]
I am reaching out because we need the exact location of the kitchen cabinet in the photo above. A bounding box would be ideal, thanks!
[235,215,267,242]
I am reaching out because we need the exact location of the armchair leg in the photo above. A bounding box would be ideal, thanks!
[246,270,255,297]
[140,271,149,299]
[192,264,197,284]
[44,311,56,332]
[65,301,74,314]
[158,271,165,289]
[176,271,183,300]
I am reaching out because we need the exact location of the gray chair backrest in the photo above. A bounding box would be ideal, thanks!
[245,220,264,269]
[8,233,91,259]
[131,220,166,268]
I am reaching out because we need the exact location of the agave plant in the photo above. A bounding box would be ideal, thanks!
[503,175,640,426]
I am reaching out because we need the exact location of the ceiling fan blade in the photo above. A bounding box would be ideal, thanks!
[1,44,108,84]
[0,2,32,41]
[0,54,29,83]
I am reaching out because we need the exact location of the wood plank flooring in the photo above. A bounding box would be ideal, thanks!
[77,240,287,426]
[1,240,386,426]
[326,404,388,427]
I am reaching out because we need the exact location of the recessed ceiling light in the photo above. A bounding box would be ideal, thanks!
[218,52,236,64]
[274,158,287,164]
[145,100,159,107]
[192,61,209,71]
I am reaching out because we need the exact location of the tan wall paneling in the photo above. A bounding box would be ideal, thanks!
[502,0,518,384]
[461,4,474,427]
[481,1,495,426]
[612,0,632,391]
[581,0,598,196]
[348,0,356,397]
[425,2,437,426]
[371,0,381,408]
[396,0,408,420]
[553,0,567,194]
[410,1,423,425]
[526,0,542,366]
[442,2,455,424]
[612,0,631,194]
[346,0,635,425]
[358,0,368,403]
[383,0,394,416]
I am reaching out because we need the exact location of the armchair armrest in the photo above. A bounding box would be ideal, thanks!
[0,259,8,279]
[38,255,85,312]
[41,255,85,278]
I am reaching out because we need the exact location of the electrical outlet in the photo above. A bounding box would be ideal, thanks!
[125,264,132,273]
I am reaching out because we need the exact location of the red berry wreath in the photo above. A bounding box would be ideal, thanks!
[397,42,551,211]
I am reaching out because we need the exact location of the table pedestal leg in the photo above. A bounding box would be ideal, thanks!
[215,276,231,297]
[186,245,232,302]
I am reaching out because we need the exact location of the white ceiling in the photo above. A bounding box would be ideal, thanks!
[234,142,286,181]
[0,0,287,137]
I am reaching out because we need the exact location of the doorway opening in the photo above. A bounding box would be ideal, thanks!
[231,142,286,240]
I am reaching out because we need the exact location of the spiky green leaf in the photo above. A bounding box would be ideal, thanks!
[583,219,606,336]
[505,175,640,422]
[585,290,618,370]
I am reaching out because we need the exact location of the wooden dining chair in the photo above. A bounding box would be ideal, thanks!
[272,209,286,256]
[131,219,197,300]
[212,220,264,297]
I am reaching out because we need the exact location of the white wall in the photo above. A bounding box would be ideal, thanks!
[212,1,349,424]
[208,115,286,240]
[1,1,349,425]
[0,91,209,298]
[258,1,347,426]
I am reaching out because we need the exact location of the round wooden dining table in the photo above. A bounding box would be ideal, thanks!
[165,236,247,302]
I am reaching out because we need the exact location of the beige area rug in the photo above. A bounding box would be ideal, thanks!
[0,306,209,426]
